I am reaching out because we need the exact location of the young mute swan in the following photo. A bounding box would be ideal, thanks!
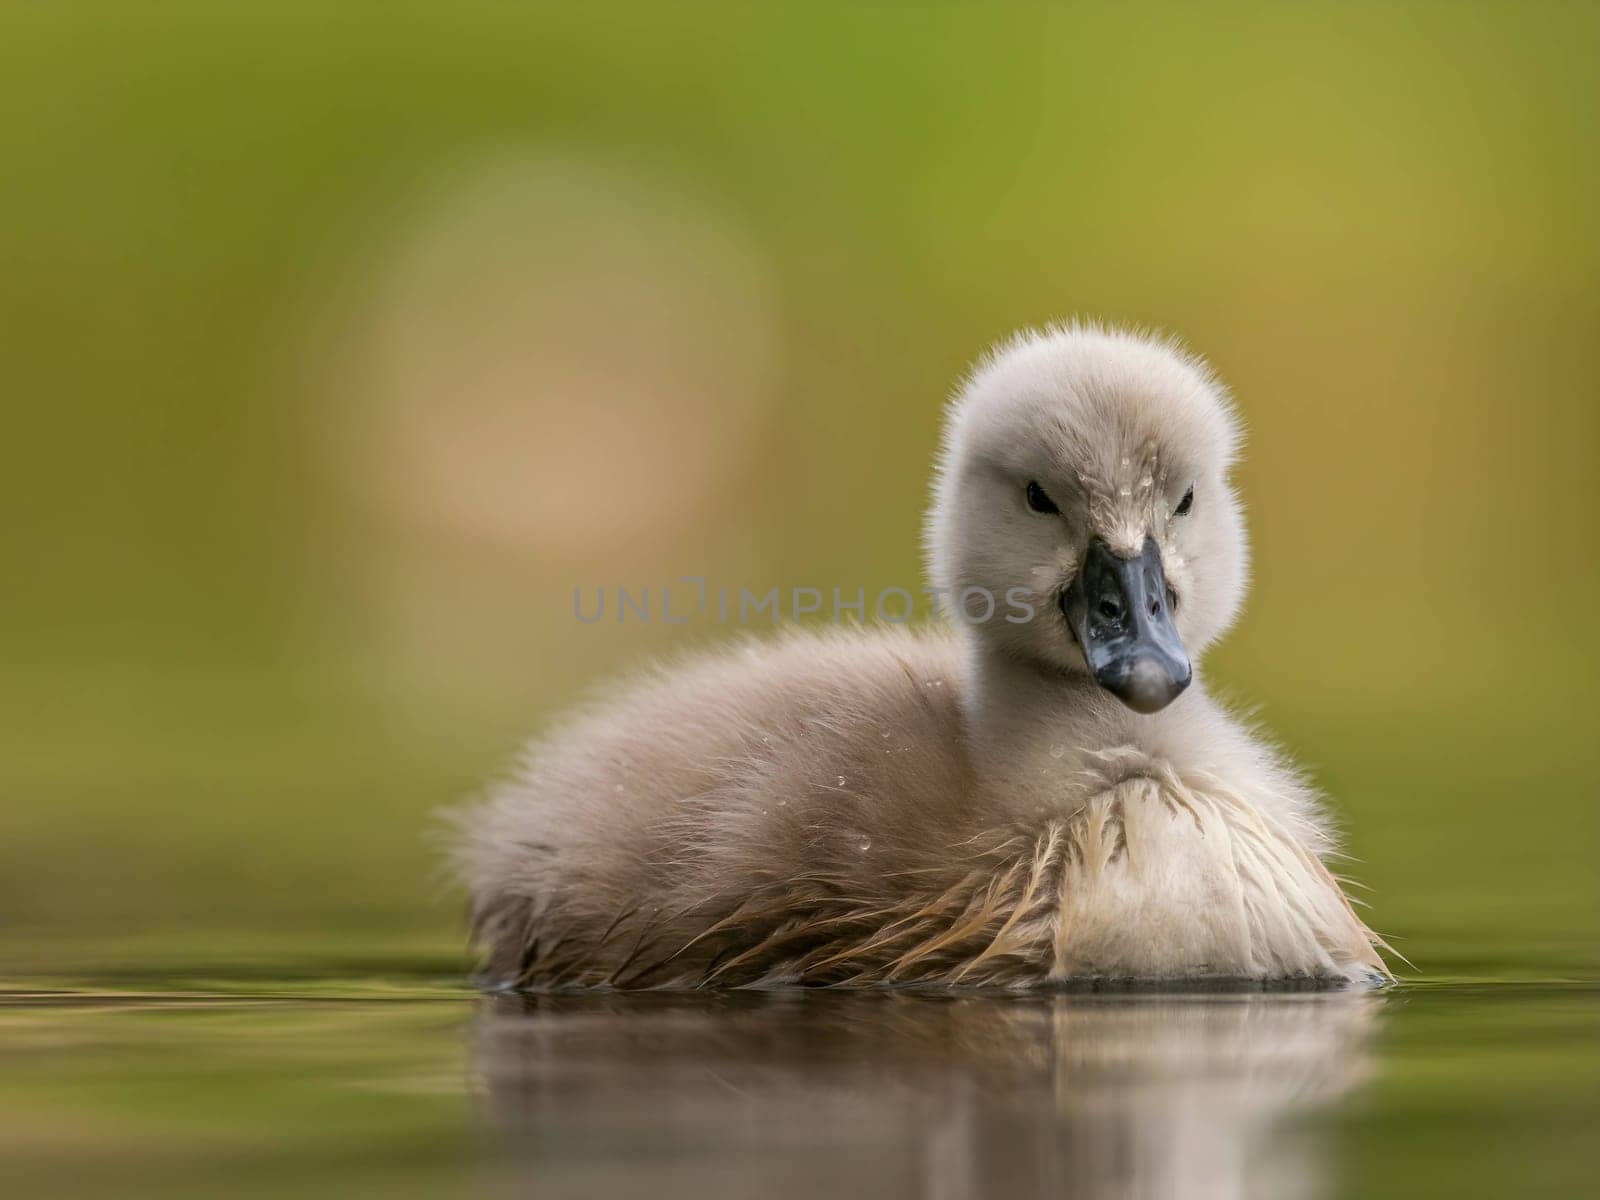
[458,324,1389,989]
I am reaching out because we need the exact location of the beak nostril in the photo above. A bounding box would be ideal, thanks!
[1149,597,1161,617]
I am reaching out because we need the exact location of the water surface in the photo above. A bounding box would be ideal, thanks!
[2,966,1594,1199]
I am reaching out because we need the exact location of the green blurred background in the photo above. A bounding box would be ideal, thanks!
[2,1,1596,980]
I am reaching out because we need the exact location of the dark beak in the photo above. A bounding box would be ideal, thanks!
[1061,537,1192,714]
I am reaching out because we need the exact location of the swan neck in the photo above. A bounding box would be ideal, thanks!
[960,642,1097,761]
[959,637,1211,788]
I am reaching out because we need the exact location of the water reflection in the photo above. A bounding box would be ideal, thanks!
[474,989,1381,1200]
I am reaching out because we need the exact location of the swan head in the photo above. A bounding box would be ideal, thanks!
[927,323,1248,714]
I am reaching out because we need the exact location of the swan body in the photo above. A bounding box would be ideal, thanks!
[459,324,1387,988]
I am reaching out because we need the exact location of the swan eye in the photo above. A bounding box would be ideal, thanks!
[1174,486,1195,517]
[1025,481,1060,515]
